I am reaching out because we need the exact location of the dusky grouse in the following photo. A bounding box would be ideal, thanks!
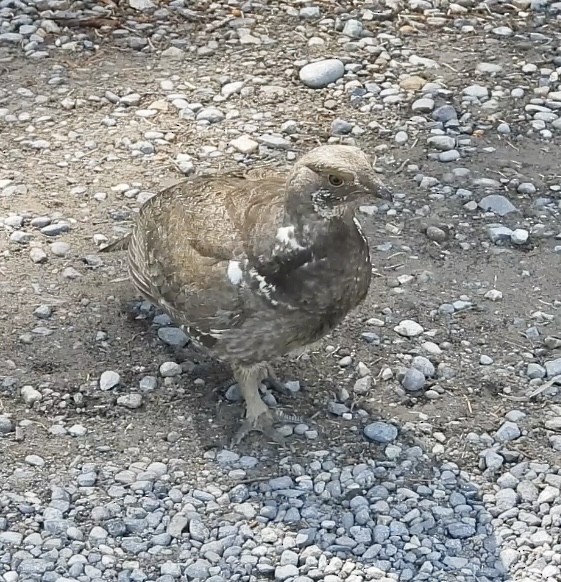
[101,144,392,444]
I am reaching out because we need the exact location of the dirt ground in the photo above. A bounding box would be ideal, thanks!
[1,7,561,497]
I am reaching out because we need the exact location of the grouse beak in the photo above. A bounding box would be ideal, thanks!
[364,175,393,202]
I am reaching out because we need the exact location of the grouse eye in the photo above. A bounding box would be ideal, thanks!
[328,174,343,187]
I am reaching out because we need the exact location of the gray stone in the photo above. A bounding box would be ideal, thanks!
[21,385,42,405]
[159,362,182,377]
[439,150,460,163]
[488,225,513,244]
[511,229,529,245]
[342,19,362,38]
[117,393,143,409]
[517,480,539,502]
[484,449,504,471]
[327,402,349,416]
[62,266,81,279]
[463,84,489,98]
[545,358,561,377]
[196,107,225,123]
[401,368,426,392]
[99,370,120,391]
[300,6,321,18]
[493,26,513,37]
[495,421,521,442]
[120,93,142,106]
[517,182,536,195]
[412,98,434,112]
[537,485,559,504]
[259,134,291,149]
[447,523,476,539]
[161,47,185,59]
[479,195,518,216]
[30,247,48,263]
[412,356,435,377]
[275,565,299,580]
[432,105,457,123]
[0,415,14,434]
[476,62,503,74]
[0,531,23,545]
[353,376,372,394]
[551,435,561,451]
[167,514,188,537]
[185,559,211,579]
[270,476,293,489]
[157,327,189,347]
[17,559,49,575]
[0,33,23,45]
[495,488,518,512]
[331,119,354,135]
[129,0,155,10]
[41,222,70,236]
[394,319,424,337]
[527,363,546,379]
[25,454,45,466]
[545,417,561,430]
[299,59,345,89]
[139,376,158,391]
[34,304,52,319]
[50,241,71,256]
[427,136,455,151]
[364,422,398,443]
[230,135,259,154]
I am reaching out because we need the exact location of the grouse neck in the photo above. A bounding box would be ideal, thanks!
[284,192,356,225]
[280,204,356,254]
[285,188,357,222]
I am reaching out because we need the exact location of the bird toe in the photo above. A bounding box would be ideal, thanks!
[262,376,292,397]
[230,410,286,447]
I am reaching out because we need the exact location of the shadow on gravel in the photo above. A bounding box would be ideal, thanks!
[0,442,513,582]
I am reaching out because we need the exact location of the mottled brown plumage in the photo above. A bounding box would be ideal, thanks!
[102,144,392,444]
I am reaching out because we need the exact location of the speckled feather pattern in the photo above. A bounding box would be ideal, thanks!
[108,146,381,366]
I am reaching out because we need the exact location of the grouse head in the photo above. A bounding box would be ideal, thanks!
[286,145,392,216]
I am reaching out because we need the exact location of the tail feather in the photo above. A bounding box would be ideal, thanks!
[99,233,131,253]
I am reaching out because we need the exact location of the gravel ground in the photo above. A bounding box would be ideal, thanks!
[2,0,561,581]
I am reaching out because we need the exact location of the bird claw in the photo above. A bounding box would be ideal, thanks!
[230,412,287,447]
[262,376,292,397]
[220,373,295,399]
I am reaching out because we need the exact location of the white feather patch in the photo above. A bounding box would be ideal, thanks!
[249,268,279,306]
[209,328,226,337]
[227,260,244,285]
[353,217,365,236]
[275,225,305,251]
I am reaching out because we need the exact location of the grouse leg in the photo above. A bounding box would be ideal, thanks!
[218,363,291,398]
[230,364,286,446]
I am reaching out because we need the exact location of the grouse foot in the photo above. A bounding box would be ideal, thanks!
[219,363,294,399]
[259,364,293,397]
[231,409,286,447]
[229,363,311,446]
[230,363,294,446]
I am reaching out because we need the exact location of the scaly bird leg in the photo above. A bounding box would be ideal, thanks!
[230,364,286,446]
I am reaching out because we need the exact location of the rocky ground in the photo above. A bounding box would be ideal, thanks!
[1,0,561,581]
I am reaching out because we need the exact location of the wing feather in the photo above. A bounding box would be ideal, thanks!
[124,170,289,338]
